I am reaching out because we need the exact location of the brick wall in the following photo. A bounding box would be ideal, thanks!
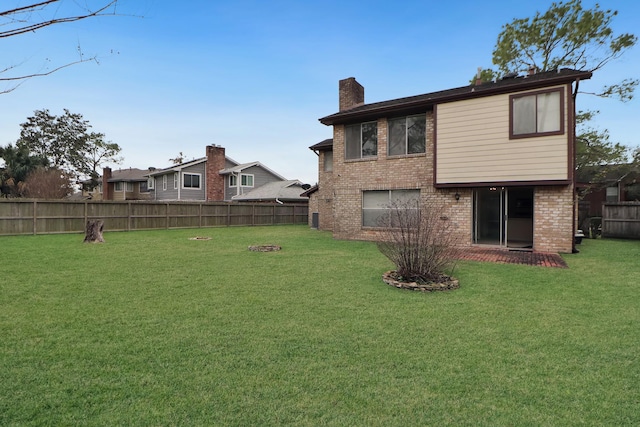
[330,113,470,244]
[534,185,574,253]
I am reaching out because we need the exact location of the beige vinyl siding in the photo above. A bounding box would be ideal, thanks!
[436,85,569,184]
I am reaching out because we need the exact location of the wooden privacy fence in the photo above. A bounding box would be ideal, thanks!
[602,202,640,239]
[0,200,308,236]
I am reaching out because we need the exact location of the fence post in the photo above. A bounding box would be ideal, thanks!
[33,200,37,235]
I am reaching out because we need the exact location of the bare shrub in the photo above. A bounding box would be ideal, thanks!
[23,168,73,199]
[376,198,459,283]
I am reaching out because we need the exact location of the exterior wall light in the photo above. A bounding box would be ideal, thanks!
[455,192,460,201]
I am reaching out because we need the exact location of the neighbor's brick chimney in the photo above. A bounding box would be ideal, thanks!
[102,167,112,200]
[206,145,226,201]
[339,77,364,111]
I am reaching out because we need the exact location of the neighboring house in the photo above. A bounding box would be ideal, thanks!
[577,164,640,219]
[147,145,300,202]
[310,69,593,253]
[93,167,153,201]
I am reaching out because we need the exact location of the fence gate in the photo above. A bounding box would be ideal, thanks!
[602,202,640,239]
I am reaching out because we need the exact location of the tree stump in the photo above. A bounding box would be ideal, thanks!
[84,219,105,243]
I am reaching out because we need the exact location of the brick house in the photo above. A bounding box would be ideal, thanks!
[97,168,152,201]
[309,69,593,253]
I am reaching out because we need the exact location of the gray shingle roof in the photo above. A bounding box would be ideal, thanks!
[231,180,309,202]
[108,168,150,182]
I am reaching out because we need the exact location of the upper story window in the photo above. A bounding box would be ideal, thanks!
[173,173,178,190]
[182,173,201,189]
[345,121,377,160]
[114,182,123,192]
[229,174,254,187]
[510,88,563,138]
[323,151,333,172]
[147,178,154,190]
[241,174,254,187]
[125,182,133,192]
[162,175,167,191]
[388,114,426,156]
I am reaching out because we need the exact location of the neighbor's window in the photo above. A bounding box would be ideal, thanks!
[511,89,563,138]
[147,178,154,190]
[229,175,237,187]
[388,114,426,156]
[162,175,167,191]
[183,173,201,189]
[173,173,178,190]
[125,182,133,192]
[323,150,333,172]
[241,174,254,187]
[606,186,618,203]
[362,189,420,227]
[114,182,123,192]
[345,121,377,159]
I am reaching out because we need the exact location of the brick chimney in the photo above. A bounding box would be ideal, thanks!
[102,167,112,200]
[206,145,226,201]
[339,77,364,111]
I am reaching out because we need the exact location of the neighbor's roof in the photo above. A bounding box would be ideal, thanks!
[309,138,333,151]
[146,157,207,176]
[219,161,287,181]
[231,180,309,202]
[108,168,150,182]
[319,68,592,125]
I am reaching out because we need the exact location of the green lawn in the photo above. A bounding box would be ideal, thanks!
[1,226,639,426]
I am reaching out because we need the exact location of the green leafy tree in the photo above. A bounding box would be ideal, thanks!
[0,143,49,197]
[492,0,637,101]
[16,109,122,189]
[485,0,637,177]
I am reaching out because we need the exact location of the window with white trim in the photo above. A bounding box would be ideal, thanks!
[162,175,167,191]
[148,178,155,190]
[388,114,426,156]
[241,174,254,187]
[510,89,563,138]
[182,173,201,189]
[229,175,237,187]
[362,189,420,227]
[173,173,178,190]
[125,182,133,192]
[114,182,123,192]
[345,121,377,159]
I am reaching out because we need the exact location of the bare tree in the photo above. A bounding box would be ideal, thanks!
[23,167,74,199]
[376,198,460,284]
[1,1,122,93]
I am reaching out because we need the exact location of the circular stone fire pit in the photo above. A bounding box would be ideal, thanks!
[248,245,281,252]
[382,271,459,292]
[189,236,211,241]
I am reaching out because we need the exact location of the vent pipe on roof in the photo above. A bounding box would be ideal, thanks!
[475,67,483,86]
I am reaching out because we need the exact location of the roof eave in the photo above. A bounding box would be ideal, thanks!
[319,70,592,126]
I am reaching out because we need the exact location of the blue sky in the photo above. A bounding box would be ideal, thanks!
[1,0,639,184]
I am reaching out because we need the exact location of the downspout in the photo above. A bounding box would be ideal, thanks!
[571,78,581,253]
